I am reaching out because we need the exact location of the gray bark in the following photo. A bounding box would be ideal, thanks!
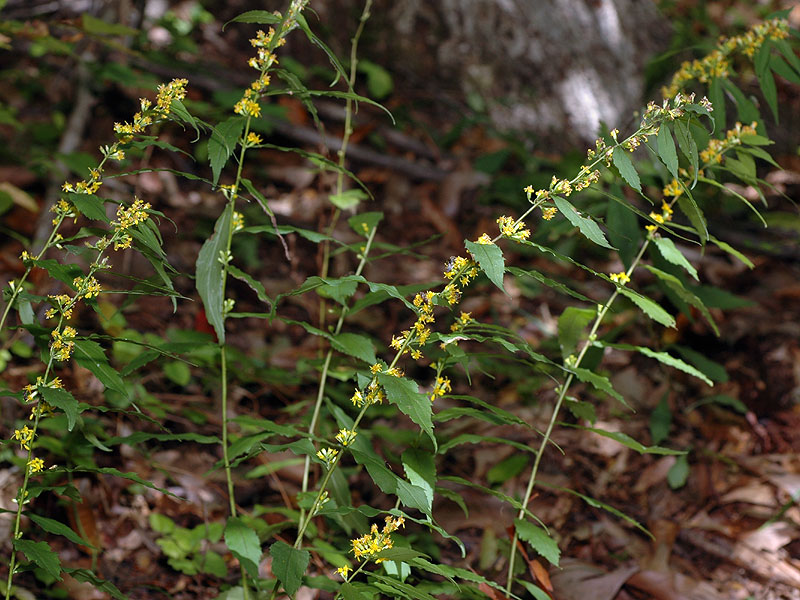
[315,0,670,147]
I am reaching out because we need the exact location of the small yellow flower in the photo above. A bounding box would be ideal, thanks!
[541,206,558,220]
[609,271,631,285]
[336,565,352,579]
[27,457,45,474]
[246,132,263,145]
[316,447,339,467]
[370,363,383,374]
[14,426,34,451]
[335,429,357,446]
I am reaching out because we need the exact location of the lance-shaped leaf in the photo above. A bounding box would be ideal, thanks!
[464,239,507,293]
[612,146,642,193]
[378,373,435,448]
[270,540,310,597]
[196,202,233,343]
[553,196,614,250]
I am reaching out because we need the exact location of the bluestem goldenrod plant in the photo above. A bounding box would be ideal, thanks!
[2,5,798,600]
[2,78,188,599]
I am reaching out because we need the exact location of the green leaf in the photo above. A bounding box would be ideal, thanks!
[654,237,698,281]
[514,519,560,566]
[565,399,596,424]
[506,266,592,302]
[40,386,80,431]
[673,119,698,187]
[671,345,728,383]
[518,581,554,600]
[605,187,641,269]
[269,540,310,596]
[487,453,528,485]
[357,59,394,99]
[378,374,435,448]
[339,582,368,600]
[553,196,614,249]
[649,394,672,445]
[331,333,376,364]
[81,13,137,36]
[370,574,437,600]
[657,125,679,179]
[709,78,726,136]
[545,484,653,538]
[67,193,108,222]
[196,202,233,343]
[402,449,436,514]
[396,480,432,515]
[329,189,367,210]
[348,212,383,237]
[722,79,761,127]
[464,239,506,293]
[557,306,595,359]
[571,367,628,408]
[223,10,281,30]
[65,569,128,599]
[209,117,245,186]
[598,342,713,386]
[317,278,359,305]
[163,360,191,386]
[645,266,718,336]
[708,235,752,269]
[567,425,685,455]
[618,287,675,328]
[14,539,62,581]
[676,193,708,242]
[29,514,90,547]
[225,517,262,578]
[667,455,689,489]
[72,339,127,398]
[228,265,271,307]
[612,146,641,193]
[757,68,779,122]
[202,550,228,577]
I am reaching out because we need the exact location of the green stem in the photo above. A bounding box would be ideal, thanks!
[297,224,379,530]
[504,236,652,593]
[318,0,373,332]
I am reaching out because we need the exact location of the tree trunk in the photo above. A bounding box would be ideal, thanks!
[315,0,670,147]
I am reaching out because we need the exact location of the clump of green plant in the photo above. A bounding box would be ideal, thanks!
[149,514,227,578]
[2,4,798,600]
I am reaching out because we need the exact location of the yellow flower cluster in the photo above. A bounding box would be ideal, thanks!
[73,275,102,299]
[450,311,473,333]
[335,429,357,446]
[113,79,188,142]
[13,376,63,476]
[699,121,757,165]
[316,447,339,467]
[496,216,530,242]
[112,197,151,250]
[350,516,405,562]
[662,179,683,198]
[646,201,674,234]
[608,271,630,285]
[50,325,77,361]
[45,294,73,320]
[13,426,34,451]
[50,198,77,225]
[429,376,452,403]
[663,18,789,97]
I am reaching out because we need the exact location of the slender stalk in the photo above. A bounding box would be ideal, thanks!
[297,224,378,527]
[505,235,652,593]
[318,0,373,332]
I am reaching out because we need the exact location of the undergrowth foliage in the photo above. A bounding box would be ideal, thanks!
[1,3,798,599]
